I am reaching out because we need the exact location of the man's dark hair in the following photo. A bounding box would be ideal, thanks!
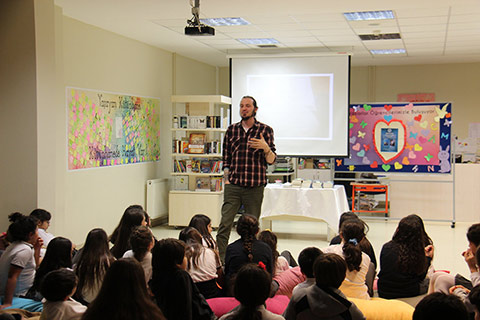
[242,95,257,108]
[413,292,468,320]
[40,268,78,302]
[298,247,322,278]
[469,285,480,313]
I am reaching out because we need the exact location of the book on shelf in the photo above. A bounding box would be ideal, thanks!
[180,116,188,128]
[173,158,222,174]
[188,116,207,129]
[188,133,206,154]
[173,176,189,191]
[210,177,223,192]
[191,160,200,173]
[200,160,211,173]
[173,159,186,173]
[195,177,211,192]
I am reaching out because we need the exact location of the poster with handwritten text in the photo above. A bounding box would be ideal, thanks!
[67,87,160,170]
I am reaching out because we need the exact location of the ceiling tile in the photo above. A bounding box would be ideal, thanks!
[398,16,449,26]
[394,7,450,18]
[400,24,447,33]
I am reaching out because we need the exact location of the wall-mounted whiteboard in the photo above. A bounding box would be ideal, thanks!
[230,54,350,157]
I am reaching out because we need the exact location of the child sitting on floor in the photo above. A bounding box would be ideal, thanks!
[122,226,154,285]
[30,209,54,257]
[258,230,289,277]
[220,263,284,320]
[292,247,323,296]
[283,253,365,320]
[179,227,223,299]
[39,269,86,320]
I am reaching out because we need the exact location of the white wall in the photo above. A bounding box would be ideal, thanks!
[1,3,219,243]
[0,0,38,228]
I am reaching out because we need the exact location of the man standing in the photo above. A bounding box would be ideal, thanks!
[217,96,276,262]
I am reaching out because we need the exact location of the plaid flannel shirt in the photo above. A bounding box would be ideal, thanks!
[223,120,276,187]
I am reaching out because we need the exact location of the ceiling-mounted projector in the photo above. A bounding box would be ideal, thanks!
[185,0,215,36]
[185,25,215,36]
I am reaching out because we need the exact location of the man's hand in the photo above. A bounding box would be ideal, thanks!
[0,303,12,310]
[248,133,269,152]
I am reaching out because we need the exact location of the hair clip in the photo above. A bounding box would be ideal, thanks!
[348,238,358,246]
[258,261,266,271]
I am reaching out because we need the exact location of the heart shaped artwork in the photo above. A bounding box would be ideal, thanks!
[373,119,407,163]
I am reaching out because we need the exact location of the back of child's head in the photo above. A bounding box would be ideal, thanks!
[413,292,468,320]
[40,268,78,302]
[152,238,185,272]
[179,227,203,245]
[129,226,153,262]
[30,208,51,223]
[341,219,365,272]
[236,215,259,262]
[188,214,211,235]
[314,253,347,289]
[298,247,323,278]
[7,212,38,242]
[257,230,278,254]
[338,212,357,230]
[233,263,271,319]
[467,223,480,247]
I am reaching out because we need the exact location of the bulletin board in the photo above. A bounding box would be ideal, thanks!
[67,87,161,170]
[335,102,452,174]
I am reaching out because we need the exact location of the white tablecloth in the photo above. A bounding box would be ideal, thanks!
[260,184,350,231]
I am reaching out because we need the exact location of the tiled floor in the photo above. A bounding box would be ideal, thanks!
[151,217,475,276]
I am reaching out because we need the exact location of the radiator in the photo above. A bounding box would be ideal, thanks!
[146,178,168,220]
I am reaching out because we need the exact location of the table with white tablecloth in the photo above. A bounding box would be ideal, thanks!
[260,184,350,237]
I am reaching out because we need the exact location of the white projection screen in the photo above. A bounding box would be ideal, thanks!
[230,54,350,157]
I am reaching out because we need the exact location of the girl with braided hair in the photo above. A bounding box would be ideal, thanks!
[323,219,372,299]
[224,214,273,296]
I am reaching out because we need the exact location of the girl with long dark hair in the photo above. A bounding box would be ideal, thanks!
[74,228,115,304]
[179,227,222,298]
[109,205,146,259]
[27,236,73,300]
[257,230,289,276]
[81,258,165,320]
[377,214,434,299]
[150,238,214,320]
[323,219,371,299]
[224,214,273,295]
[188,214,217,250]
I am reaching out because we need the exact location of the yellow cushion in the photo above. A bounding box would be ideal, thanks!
[349,297,414,320]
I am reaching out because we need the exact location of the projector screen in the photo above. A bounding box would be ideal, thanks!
[230,55,350,157]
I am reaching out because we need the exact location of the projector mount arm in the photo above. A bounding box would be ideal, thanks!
[187,0,204,30]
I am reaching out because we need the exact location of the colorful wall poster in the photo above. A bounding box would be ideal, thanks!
[336,102,452,174]
[67,87,161,170]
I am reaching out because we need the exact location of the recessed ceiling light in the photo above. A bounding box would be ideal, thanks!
[370,49,406,55]
[200,17,250,26]
[359,33,401,41]
[344,10,395,21]
[237,38,279,45]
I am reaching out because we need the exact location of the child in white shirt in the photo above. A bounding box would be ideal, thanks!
[40,268,86,320]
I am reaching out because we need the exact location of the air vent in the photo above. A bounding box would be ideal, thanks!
[257,44,278,48]
[359,33,401,41]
